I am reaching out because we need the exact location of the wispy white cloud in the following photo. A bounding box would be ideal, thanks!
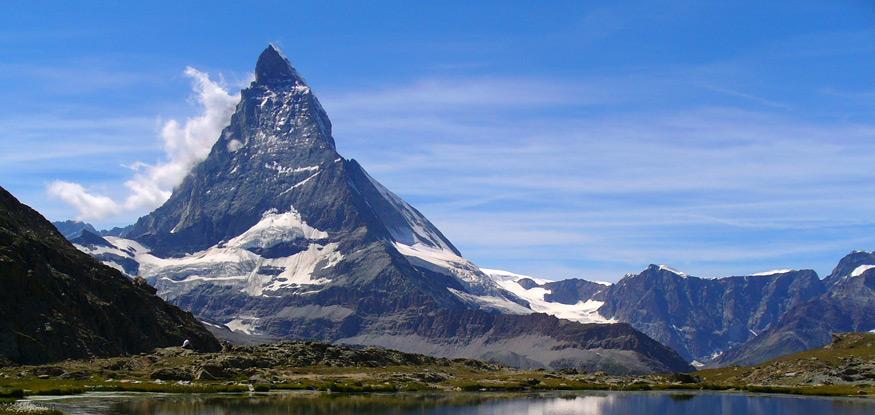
[46,181,120,220]
[324,77,610,113]
[695,84,790,109]
[46,67,238,219]
[321,74,875,280]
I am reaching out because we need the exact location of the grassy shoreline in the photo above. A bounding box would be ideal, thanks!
[3,333,875,409]
[3,375,873,400]
[1,378,872,415]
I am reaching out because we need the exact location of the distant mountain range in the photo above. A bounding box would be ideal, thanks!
[49,45,875,372]
[45,45,690,374]
[482,257,875,367]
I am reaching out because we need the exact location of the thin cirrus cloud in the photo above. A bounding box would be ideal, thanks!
[46,67,238,220]
[319,72,875,280]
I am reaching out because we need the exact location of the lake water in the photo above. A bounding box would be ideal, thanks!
[28,390,875,415]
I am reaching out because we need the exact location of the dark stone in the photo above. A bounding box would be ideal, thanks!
[133,277,157,295]
[149,367,193,381]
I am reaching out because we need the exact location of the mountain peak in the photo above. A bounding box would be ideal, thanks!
[255,44,302,84]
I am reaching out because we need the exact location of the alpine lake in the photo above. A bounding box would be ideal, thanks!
[25,390,875,415]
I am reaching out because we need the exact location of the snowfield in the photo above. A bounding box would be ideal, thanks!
[480,268,614,324]
[74,206,343,298]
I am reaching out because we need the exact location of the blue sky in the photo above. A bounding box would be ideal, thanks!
[2,1,875,281]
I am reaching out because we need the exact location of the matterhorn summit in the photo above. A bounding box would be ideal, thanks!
[72,45,691,374]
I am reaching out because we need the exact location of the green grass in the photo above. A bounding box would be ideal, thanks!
[697,333,875,386]
[91,383,250,394]
[0,377,250,396]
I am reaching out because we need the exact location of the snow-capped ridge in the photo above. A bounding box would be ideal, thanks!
[479,268,551,285]
[851,264,875,277]
[750,269,796,276]
[657,264,688,277]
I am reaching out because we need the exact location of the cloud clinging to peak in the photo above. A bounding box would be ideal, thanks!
[47,67,238,220]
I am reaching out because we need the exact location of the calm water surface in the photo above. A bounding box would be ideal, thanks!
[29,390,875,415]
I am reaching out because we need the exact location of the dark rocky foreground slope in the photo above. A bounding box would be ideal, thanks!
[0,186,219,365]
[57,45,690,374]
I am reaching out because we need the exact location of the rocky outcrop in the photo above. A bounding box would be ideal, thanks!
[0,186,220,365]
[51,220,97,240]
[541,279,607,304]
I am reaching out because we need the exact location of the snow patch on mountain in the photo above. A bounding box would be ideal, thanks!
[392,242,518,300]
[226,317,260,335]
[264,161,320,175]
[751,269,796,276]
[481,268,613,324]
[851,264,875,277]
[227,207,327,250]
[480,268,551,285]
[244,242,342,296]
[280,171,321,194]
[446,288,531,315]
[658,265,687,277]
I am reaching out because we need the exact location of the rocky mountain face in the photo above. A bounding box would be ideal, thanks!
[541,278,608,304]
[52,220,97,240]
[68,45,690,374]
[713,257,875,367]
[822,250,875,288]
[0,186,219,365]
[483,265,830,365]
[597,265,826,364]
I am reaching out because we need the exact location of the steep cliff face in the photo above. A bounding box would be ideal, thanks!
[0,186,219,365]
[714,259,875,367]
[597,265,825,363]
